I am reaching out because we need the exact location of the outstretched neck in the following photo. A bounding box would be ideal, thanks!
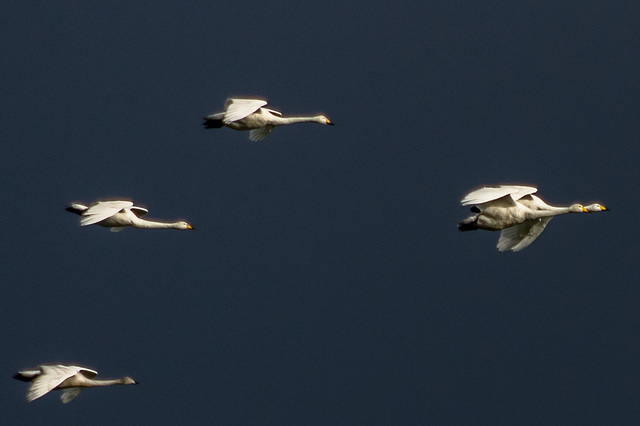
[132,218,181,229]
[277,115,325,125]
[87,378,129,387]
[529,205,581,219]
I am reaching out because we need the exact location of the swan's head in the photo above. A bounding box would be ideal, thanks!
[121,377,138,385]
[584,203,609,212]
[317,115,334,126]
[569,204,588,213]
[175,221,195,230]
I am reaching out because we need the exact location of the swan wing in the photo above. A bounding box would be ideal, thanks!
[27,365,78,402]
[461,185,537,206]
[81,201,133,226]
[263,108,282,117]
[505,186,539,201]
[130,206,148,217]
[78,368,98,378]
[223,99,267,123]
[249,126,274,141]
[60,388,84,403]
[497,217,553,252]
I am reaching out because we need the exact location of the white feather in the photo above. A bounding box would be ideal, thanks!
[497,217,554,252]
[223,98,267,123]
[80,201,133,226]
[60,388,84,404]
[461,185,537,206]
[249,126,274,141]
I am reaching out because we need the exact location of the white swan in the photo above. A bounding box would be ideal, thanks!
[66,200,194,231]
[14,364,138,403]
[203,98,334,141]
[458,185,608,252]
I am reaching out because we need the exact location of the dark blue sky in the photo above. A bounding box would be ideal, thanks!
[2,1,639,424]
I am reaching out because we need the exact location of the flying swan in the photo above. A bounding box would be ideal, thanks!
[458,185,608,252]
[14,364,138,403]
[203,98,334,141]
[66,200,194,231]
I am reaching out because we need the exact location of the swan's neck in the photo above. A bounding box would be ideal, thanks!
[69,376,128,388]
[528,206,573,219]
[131,217,181,229]
[276,115,324,125]
[86,378,128,387]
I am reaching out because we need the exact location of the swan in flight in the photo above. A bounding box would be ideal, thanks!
[458,185,608,252]
[66,200,194,231]
[14,364,138,403]
[203,98,334,141]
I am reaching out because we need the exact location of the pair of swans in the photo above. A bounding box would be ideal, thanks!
[203,98,334,141]
[67,98,335,230]
[66,200,194,231]
[458,185,608,252]
[14,364,138,403]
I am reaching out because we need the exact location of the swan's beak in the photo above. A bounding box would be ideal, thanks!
[600,205,610,211]
[133,380,140,385]
[581,206,589,212]
[326,118,335,126]
[187,224,195,230]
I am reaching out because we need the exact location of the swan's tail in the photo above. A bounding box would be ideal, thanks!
[13,370,41,382]
[66,203,88,216]
[458,216,478,232]
[203,113,224,129]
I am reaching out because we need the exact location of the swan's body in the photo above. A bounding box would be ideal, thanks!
[14,364,138,403]
[66,200,194,231]
[203,98,334,141]
[458,185,608,252]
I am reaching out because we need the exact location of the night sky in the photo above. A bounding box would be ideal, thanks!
[2,2,639,425]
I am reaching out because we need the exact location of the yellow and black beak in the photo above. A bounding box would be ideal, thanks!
[326,118,335,126]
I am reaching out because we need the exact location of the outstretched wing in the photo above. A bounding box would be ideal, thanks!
[27,365,78,402]
[263,108,282,117]
[461,185,537,206]
[497,217,554,252]
[249,125,275,141]
[81,201,133,226]
[223,98,267,123]
[130,206,148,217]
[78,367,98,378]
[60,388,84,404]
